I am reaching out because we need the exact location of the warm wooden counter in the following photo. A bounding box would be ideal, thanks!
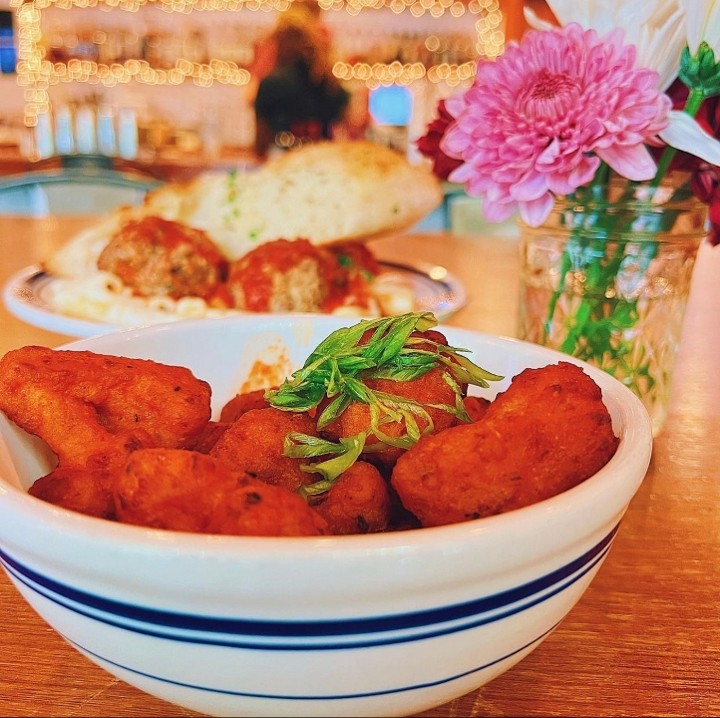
[0,216,718,717]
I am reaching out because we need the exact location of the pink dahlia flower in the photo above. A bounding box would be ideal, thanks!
[441,23,672,226]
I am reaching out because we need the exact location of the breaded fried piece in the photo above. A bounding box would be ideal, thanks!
[188,421,232,454]
[322,365,461,471]
[115,448,327,536]
[210,407,318,493]
[312,461,392,535]
[0,353,139,473]
[0,346,212,470]
[206,477,329,537]
[115,448,241,531]
[318,327,464,471]
[0,345,212,520]
[219,388,271,423]
[463,395,491,422]
[29,466,116,519]
[391,362,619,527]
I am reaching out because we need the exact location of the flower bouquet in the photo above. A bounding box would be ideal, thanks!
[418,0,720,433]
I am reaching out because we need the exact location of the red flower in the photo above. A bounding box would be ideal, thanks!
[692,165,720,245]
[415,100,462,181]
[663,79,720,245]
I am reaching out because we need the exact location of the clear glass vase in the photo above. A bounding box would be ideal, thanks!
[517,177,708,436]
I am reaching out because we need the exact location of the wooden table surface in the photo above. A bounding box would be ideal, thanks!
[0,216,718,717]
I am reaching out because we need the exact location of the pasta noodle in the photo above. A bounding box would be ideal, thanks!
[44,269,413,328]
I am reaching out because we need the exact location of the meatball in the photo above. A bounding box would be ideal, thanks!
[226,238,382,313]
[226,238,335,312]
[324,242,382,312]
[97,215,229,302]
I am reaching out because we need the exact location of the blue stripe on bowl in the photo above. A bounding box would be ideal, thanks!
[5,538,609,651]
[0,524,617,650]
[65,620,561,702]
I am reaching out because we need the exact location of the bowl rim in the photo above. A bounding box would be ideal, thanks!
[0,316,653,560]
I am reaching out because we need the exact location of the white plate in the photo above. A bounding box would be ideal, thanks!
[4,261,467,338]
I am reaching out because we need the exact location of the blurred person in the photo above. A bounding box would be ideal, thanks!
[246,0,332,106]
[253,6,349,159]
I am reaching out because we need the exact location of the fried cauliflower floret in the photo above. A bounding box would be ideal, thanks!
[206,477,329,537]
[114,448,327,536]
[0,345,212,519]
[391,362,619,527]
[323,366,461,472]
[29,466,116,519]
[311,461,392,535]
[97,216,229,302]
[188,420,232,454]
[0,346,211,467]
[320,330,462,471]
[219,388,272,423]
[463,395,491,422]
[209,407,318,493]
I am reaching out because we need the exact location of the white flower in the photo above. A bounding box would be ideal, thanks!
[681,0,720,55]
[661,111,720,165]
[524,0,686,90]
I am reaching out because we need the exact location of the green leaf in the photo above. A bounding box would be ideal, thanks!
[435,352,504,388]
[315,393,352,430]
[343,376,374,403]
[265,312,504,481]
[294,433,368,493]
[283,432,347,459]
[680,42,720,97]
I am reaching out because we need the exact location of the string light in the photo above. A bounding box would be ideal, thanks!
[12,0,504,126]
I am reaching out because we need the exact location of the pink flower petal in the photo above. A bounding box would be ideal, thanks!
[519,193,555,227]
[483,198,519,223]
[596,144,657,181]
[510,173,548,202]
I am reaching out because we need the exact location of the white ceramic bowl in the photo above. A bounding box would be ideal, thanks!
[0,315,653,718]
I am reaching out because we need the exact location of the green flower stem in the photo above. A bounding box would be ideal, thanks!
[542,163,611,342]
[542,163,631,339]
[652,87,706,188]
[538,181,678,396]
[531,72,710,406]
